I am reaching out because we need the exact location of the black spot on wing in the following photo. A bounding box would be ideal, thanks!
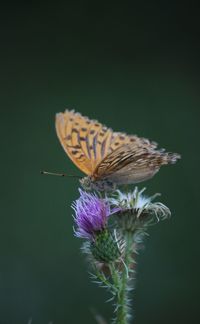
[72,150,79,155]
[72,128,79,133]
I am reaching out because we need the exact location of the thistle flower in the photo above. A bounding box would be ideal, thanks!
[72,189,121,262]
[109,187,171,232]
[72,189,112,240]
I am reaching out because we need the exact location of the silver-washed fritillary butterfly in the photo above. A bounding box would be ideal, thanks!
[55,110,180,190]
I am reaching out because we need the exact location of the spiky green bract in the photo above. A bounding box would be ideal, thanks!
[91,229,121,263]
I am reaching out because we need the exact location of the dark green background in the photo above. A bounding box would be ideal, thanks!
[1,1,200,323]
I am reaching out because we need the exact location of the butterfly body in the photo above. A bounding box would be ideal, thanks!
[55,110,180,190]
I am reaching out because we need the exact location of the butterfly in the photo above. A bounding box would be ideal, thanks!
[55,110,180,190]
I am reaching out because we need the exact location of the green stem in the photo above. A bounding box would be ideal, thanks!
[109,262,120,289]
[115,231,133,324]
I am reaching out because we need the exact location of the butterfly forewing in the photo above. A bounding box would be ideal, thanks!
[56,110,122,174]
[56,111,92,175]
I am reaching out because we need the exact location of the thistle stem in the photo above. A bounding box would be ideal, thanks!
[115,231,133,324]
[109,262,120,289]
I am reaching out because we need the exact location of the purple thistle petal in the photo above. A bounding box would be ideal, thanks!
[72,189,114,240]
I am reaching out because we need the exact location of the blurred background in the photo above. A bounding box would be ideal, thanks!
[1,1,200,323]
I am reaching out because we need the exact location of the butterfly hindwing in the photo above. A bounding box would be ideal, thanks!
[94,143,149,177]
[94,142,180,184]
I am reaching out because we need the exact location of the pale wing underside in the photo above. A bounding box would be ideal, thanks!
[94,143,180,184]
[55,110,158,175]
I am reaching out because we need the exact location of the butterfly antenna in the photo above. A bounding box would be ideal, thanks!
[40,170,82,178]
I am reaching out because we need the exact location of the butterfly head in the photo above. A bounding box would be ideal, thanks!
[80,176,116,192]
[79,176,93,191]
